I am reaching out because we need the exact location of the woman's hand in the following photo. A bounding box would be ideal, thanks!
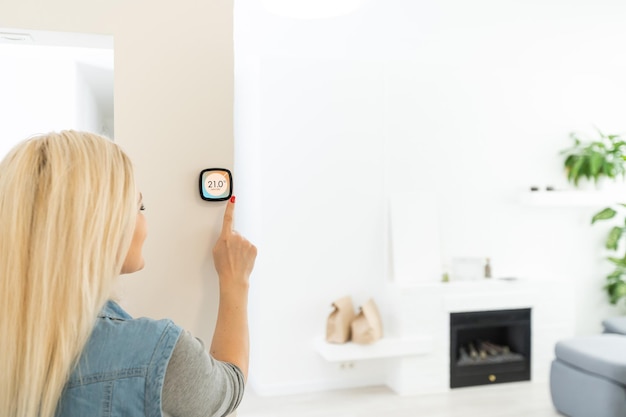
[212,197,257,289]
[210,196,256,379]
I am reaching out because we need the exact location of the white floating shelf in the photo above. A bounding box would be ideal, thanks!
[314,336,433,362]
[519,190,626,207]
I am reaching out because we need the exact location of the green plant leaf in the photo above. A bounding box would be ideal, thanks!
[611,282,626,305]
[606,279,616,290]
[607,269,624,282]
[571,156,585,185]
[592,207,617,224]
[590,152,603,176]
[607,161,616,178]
[608,256,626,267]
[606,227,624,250]
[610,292,620,305]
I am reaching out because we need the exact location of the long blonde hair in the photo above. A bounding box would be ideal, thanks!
[0,131,138,417]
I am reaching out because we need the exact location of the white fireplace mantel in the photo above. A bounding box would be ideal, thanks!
[314,278,576,395]
[382,278,576,395]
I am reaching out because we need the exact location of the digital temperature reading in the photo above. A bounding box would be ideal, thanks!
[199,168,232,201]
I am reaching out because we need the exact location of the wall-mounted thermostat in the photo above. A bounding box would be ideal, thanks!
[199,168,232,201]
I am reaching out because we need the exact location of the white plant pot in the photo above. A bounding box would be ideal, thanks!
[595,178,626,194]
[574,178,626,197]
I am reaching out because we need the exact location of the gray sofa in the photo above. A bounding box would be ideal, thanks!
[550,317,626,417]
[602,316,626,336]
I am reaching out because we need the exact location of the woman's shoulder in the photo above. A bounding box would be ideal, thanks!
[71,300,183,380]
[97,300,182,331]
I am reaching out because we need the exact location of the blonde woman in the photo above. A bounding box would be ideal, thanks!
[0,131,256,417]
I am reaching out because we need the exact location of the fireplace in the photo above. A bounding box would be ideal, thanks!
[449,308,531,388]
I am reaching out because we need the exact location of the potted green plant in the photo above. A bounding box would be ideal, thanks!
[561,128,626,187]
[592,205,626,306]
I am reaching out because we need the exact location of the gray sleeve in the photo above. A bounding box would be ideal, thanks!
[161,330,245,417]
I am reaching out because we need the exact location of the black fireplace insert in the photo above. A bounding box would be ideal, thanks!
[450,308,531,388]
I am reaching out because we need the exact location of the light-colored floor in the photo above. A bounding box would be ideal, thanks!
[237,382,561,417]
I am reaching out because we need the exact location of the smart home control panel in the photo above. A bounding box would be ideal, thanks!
[199,168,232,201]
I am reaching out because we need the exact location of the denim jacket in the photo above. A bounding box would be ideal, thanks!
[55,300,182,417]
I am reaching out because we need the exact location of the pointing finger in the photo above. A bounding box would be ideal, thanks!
[221,196,235,236]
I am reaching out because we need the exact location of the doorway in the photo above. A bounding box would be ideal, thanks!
[0,28,114,158]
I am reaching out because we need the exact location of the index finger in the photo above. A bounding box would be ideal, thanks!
[221,196,235,236]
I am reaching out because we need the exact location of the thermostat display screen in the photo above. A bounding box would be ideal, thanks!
[199,168,232,201]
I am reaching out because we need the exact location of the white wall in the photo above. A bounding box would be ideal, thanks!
[75,59,114,136]
[75,68,100,133]
[0,0,234,346]
[235,0,626,395]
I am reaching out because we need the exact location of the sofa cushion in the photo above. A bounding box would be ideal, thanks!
[550,359,626,417]
[555,334,626,386]
[603,317,626,335]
